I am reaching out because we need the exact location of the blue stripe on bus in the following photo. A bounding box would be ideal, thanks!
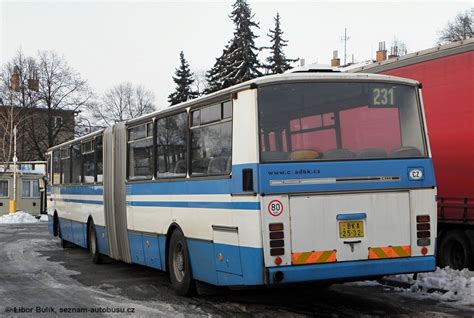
[127,163,259,196]
[259,158,435,195]
[267,256,436,284]
[55,198,104,205]
[127,178,232,195]
[59,185,104,195]
[336,213,367,220]
[126,201,260,210]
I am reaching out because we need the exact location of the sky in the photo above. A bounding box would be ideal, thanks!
[1,0,472,111]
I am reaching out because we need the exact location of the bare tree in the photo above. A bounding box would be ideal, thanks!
[192,69,209,97]
[89,82,155,126]
[390,37,408,57]
[0,49,40,165]
[26,50,93,160]
[0,49,92,161]
[438,8,474,45]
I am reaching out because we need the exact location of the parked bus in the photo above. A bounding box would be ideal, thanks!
[46,72,437,295]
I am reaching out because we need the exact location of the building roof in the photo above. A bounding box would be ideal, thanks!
[347,38,474,74]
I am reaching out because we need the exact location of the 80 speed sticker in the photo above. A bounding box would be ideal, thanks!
[268,200,284,216]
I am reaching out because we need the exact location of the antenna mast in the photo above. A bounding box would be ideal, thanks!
[340,28,351,65]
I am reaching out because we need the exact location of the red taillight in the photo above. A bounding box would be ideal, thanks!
[270,248,285,256]
[421,247,428,255]
[269,223,285,258]
[417,231,430,238]
[416,215,430,223]
[269,223,284,231]
[270,232,284,239]
[270,240,284,248]
[417,223,430,231]
[416,215,431,246]
[274,256,282,265]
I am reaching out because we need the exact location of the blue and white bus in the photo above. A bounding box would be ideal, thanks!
[46,72,437,295]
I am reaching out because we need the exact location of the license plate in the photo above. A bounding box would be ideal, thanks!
[339,221,364,238]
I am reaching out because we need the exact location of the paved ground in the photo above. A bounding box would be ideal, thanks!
[1,223,474,317]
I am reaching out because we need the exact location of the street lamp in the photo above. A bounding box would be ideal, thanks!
[9,126,17,214]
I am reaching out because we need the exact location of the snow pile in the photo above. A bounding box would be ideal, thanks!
[0,211,39,224]
[39,214,48,222]
[391,267,474,304]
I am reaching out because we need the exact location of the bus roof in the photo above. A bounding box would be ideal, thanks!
[47,72,419,152]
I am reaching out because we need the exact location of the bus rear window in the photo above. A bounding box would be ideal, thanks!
[258,82,426,162]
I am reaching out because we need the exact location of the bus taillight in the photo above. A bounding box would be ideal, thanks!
[416,215,431,246]
[269,223,285,257]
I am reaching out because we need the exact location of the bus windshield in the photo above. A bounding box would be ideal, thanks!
[258,82,427,162]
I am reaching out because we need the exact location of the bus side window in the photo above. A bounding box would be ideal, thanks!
[96,136,103,183]
[128,123,153,180]
[82,139,95,184]
[52,150,61,185]
[71,143,82,183]
[156,112,187,178]
[190,101,232,177]
[60,147,71,184]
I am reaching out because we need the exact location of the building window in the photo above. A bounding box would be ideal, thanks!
[190,101,232,176]
[0,180,8,197]
[54,116,63,128]
[22,180,39,198]
[157,112,187,178]
[128,122,153,180]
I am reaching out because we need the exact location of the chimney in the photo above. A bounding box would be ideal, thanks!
[10,66,20,92]
[388,45,399,59]
[331,50,340,67]
[376,42,387,62]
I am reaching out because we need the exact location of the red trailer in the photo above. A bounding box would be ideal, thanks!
[350,38,474,269]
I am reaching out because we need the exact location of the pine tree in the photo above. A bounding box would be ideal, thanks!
[205,0,261,93]
[265,13,298,74]
[168,51,198,106]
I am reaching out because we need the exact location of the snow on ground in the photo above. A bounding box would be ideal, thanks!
[0,211,39,224]
[39,214,48,222]
[348,267,474,305]
[392,267,474,305]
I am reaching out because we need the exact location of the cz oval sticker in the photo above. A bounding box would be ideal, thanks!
[409,169,423,180]
[268,200,284,217]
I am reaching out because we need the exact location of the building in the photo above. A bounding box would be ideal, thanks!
[0,106,76,162]
[0,161,46,215]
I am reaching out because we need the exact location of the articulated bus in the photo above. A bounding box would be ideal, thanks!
[46,72,437,295]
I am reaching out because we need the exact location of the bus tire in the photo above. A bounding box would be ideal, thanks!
[168,229,195,296]
[438,230,474,270]
[88,220,102,264]
[53,213,59,237]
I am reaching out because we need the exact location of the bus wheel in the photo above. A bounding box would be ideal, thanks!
[168,230,195,296]
[88,220,102,264]
[53,214,59,237]
[438,230,474,270]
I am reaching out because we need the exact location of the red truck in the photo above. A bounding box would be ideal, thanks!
[350,38,474,270]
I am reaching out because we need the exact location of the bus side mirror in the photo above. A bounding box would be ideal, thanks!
[39,178,46,192]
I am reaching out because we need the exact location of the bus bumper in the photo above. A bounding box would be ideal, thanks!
[267,256,436,285]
